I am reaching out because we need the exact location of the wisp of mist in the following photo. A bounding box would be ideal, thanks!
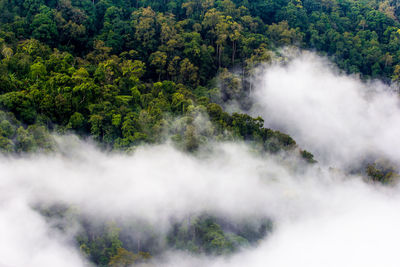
[251,51,400,169]
[1,52,400,267]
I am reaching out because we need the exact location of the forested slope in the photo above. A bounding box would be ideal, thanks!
[0,0,399,265]
[0,0,399,154]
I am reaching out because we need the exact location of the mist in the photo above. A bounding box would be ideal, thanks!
[2,52,400,266]
[1,135,400,266]
[251,51,400,169]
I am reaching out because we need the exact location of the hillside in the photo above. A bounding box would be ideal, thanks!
[1,0,400,266]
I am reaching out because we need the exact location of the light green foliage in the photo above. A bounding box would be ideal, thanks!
[366,160,400,184]
[149,51,167,80]
[167,215,271,255]
[267,21,303,46]
[30,61,47,80]
[0,119,15,138]
[68,112,85,130]
[16,126,35,152]
[108,248,138,267]
[0,135,14,152]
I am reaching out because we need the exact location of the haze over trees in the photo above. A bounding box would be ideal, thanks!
[0,0,399,265]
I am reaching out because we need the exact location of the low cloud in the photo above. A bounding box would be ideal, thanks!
[2,52,400,266]
[251,52,400,169]
[1,137,400,266]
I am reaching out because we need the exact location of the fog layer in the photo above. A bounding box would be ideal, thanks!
[1,137,400,266]
[251,52,400,168]
[2,52,400,266]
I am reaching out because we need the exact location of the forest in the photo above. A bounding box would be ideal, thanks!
[1,0,400,266]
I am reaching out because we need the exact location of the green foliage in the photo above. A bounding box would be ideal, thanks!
[0,110,54,153]
[167,215,272,255]
[3,0,397,80]
[301,150,317,163]
[195,217,235,254]
[77,222,126,266]
[366,160,400,184]
[108,248,151,267]
[0,0,397,157]
[2,1,399,265]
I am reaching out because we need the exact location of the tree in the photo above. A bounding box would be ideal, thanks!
[31,5,58,44]
[131,7,158,52]
[108,248,137,267]
[179,58,198,87]
[119,59,145,91]
[30,61,47,80]
[1,46,13,59]
[267,21,303,46]
[68,111,85,130]
[149,51,167,81]
[221,0,238,18]
[16,126,35,152]
[167,56,180,81]
[227,18,242,64]
[202,8,226,67]
[89,114,103,139]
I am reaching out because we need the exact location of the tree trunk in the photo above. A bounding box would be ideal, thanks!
[232,41,236,65]
[216,44,219,64]
[218,46,222,68]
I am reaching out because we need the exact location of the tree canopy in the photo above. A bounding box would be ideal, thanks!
[0,0,398,265]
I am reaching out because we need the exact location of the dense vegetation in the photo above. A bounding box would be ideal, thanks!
[39,204,272,266]
[0,0,320,154]
[1,0,400,265]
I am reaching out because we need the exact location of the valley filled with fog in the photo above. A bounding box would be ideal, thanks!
[251,52,400,170]
[2,53,400,267]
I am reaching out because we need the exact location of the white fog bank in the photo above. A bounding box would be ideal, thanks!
[1,138,400,266]
[153,182,400,267]
[251,52,400,169]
